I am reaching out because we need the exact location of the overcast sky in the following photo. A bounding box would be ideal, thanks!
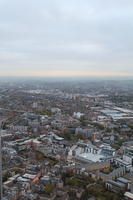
[0,0,133,77]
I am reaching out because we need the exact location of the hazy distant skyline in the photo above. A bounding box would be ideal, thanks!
[0,0,133,77]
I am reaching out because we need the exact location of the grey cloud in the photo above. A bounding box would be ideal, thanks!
[0,0,133,76]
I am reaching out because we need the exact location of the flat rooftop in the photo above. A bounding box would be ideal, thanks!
[77,152,105,162]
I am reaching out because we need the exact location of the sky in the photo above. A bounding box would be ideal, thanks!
[0,0,133,77]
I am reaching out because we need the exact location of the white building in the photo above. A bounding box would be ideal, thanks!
[69,142,115,163]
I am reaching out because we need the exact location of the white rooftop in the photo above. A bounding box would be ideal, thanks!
[124,192,133,199]
[23,174,36,180]
[78,152,105,162]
